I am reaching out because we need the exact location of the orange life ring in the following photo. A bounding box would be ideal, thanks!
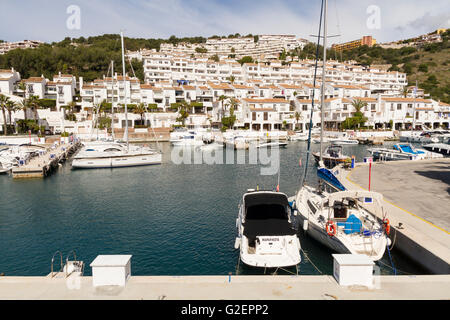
[326,221,337,237]
[383,218,390,235]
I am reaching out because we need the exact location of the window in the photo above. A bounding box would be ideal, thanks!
[371,104,376,111]
[397,103,402,110]
[263,112,268,121]
[302,105,308,111]
[252,112,256,121]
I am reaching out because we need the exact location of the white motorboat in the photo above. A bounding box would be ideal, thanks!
[72,143,161,168]
[423,138,450,156]
[235,190,301,269]
[368,143,443,161]
[171,132,205,147]
[0,161,11,174]
[254,141,288,148]
[295,188,389,261]
[331,138,359,145]
[195,142,224,151]
[288,132,309,141]
[312,144,350,168]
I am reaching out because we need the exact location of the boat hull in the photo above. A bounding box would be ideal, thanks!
[72,153,162,169]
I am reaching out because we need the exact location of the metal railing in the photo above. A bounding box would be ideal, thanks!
[50,251,63,278]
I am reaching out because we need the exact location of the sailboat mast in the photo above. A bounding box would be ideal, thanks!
[320,0,328,162]
[120,31,129,150]
[111,60,115,140]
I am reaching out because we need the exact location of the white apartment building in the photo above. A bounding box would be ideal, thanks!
[143,54,408,96]
[159,35,308,61]
[0,68,21,94]
[0,40,43,55]
[2,67,450,134]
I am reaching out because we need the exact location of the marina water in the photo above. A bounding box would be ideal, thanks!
[0,141,428,276]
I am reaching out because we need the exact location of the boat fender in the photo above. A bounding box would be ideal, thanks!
[383,218,390,235]
[326,220,337,237]
[303,220,309,231]
[234,237,241,249]
[387,237,392,247]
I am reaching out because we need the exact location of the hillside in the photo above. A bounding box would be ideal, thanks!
[291,29,450,103]
[0,34,206,82]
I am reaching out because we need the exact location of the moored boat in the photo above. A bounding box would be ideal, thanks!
[235,190,301,269]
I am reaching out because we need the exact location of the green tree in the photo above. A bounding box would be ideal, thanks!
[294,111,302,130]
[210,54,219,62]
[176,100,190,126]
[217,95,227,120]
[133,103,146,125]
[5,100,18,133]
[237,56,254,65]
[195,47,207,54]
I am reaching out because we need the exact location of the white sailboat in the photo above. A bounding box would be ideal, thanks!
[72,32,162,169]
[295,188,388,260]
[293,0,389,261]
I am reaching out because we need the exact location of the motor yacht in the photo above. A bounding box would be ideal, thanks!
[235,190,301,269]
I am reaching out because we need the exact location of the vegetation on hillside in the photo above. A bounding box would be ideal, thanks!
[0,34,207,82]
[290,29,450,103]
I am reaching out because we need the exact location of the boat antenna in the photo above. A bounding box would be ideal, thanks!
[300,0,324,187]
[120,31,129,151]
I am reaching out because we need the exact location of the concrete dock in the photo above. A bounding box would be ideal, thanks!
[11,141,81,179]
[337,158,450,274]
[0,275,449,300]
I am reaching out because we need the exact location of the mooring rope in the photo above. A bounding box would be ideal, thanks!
[301,247,323,275]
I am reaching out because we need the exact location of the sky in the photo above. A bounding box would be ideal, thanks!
[0,0,449,44]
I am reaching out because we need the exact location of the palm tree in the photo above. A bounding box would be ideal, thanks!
[5,100,18,134]
[351,99,367,113]
[294,111,302,130]
[133,103,146,126]
[351,99,368,129]
[402,86,408,98]
[27,95,40,121]
[17,82,26,98]
[225,97,239,115]
[0,95,8,135]
[227,75,236,84]
[218,95,227,121]
[176,100,190,126]
[17,98,30,121]
[65,101,78,121]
